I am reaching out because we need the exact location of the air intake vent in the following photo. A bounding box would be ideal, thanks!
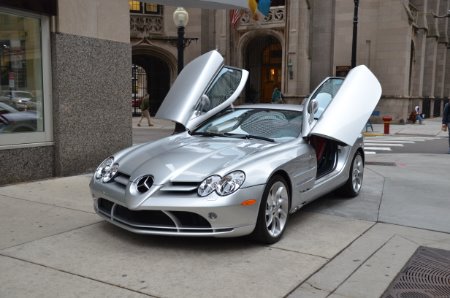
[136,175,153,193]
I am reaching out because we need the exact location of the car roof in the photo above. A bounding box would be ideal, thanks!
[235,103,304,112]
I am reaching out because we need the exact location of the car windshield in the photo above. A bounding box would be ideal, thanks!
[14,92,32,99]
[192,108,302,143]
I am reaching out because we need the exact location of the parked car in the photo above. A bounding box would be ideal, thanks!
[0,90,35,111]
[0,102,37,133]
[90,50,381,244]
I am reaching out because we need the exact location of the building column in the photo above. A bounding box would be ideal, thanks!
[422,0,439,101]
[285,0,311,98]
[310,0,335,90]
[433,0,449,117]
[445,46,450,99]
[410,0,428,98]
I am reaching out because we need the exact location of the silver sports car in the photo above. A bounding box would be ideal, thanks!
[90,50,381,244]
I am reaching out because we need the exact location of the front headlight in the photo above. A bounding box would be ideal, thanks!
[198,175,221,197]
[94,157,119,183]
[198,171,246,197]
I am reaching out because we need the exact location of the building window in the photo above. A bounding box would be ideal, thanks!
[0,8,52,147]
[129,1,162,15]
[271,0,285,6]
[145,4,160,14]
[129,1,142,13]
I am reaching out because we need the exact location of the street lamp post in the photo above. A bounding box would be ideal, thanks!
[132,64,138,116]
[351,0,360,68]
[173,7,189,74]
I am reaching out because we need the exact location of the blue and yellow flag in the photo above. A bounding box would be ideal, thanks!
[248,0,271,20]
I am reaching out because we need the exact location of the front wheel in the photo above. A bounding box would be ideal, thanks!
[337,151,364,197]
[253,175,290,244]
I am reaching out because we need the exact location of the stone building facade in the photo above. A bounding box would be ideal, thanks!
[0,0,131,185]
[0,0,449,185]
[132,0,450,123]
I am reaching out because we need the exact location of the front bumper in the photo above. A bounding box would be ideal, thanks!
[91,181,265,238]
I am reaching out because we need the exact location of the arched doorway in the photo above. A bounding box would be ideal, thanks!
[132,54,171,116]
[244,36,282,103]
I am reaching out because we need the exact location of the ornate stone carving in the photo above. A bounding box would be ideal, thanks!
[130,15,163,38]
[238,6,285,29]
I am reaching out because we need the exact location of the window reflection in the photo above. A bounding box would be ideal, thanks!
[310,79,344,119]
[0,11,43,134]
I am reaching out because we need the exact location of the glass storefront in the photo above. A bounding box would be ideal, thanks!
[0,8,52,146]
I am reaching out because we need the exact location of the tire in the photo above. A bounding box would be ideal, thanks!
[253,175,290,244]
[337,151,364,198]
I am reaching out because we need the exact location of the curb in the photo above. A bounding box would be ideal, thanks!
[363,132,385,137]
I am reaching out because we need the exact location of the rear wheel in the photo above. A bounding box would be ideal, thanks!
[253,175,290,244]
[337,151,364,197]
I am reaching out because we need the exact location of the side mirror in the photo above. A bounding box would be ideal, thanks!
[308,99,319,115]
[194,94,211,116]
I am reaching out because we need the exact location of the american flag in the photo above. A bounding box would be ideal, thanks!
[230,9,243,28]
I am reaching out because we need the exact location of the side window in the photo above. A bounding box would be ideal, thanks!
[194,67,242,115]
[309,78,344,119]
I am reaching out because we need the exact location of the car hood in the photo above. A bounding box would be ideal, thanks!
[117,135,277,184]
[1,111,37,122]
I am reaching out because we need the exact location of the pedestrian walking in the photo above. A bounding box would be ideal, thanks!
[137,93,153,127]
[442,102,450,154]
[415,105,424,124]
[408,110,417,124]
[271,87,283,104]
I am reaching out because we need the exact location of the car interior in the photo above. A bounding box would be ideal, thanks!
[309,135,338,178]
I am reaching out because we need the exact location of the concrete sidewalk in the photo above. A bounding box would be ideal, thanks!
[364,116,447,137]
[132,115,175,130]
[1,118,449,297]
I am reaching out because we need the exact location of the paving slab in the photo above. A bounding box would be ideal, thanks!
[0,255,149,298]
[333,234,417,298]
[0,195,100,249]
[275,212,374,259]
[370,154,450,233]
[0,175,93,213]
[290,223,450,298]
[1,222,326,298]
[0,211,376,298]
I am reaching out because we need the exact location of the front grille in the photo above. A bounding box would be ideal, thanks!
[98,198,114,215]
[96,198,218,234]
[114,205,175,228]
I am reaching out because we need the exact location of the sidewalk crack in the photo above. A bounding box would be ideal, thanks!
[0,253,158,297]
[283,222,377,298]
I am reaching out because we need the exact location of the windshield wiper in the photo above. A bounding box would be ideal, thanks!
[190,131,274,142]
[225,133,275,143]
[190,131,227,138]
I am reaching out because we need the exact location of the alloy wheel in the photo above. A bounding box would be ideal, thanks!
[265,181,289,237]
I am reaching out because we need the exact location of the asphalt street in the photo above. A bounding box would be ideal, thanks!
[0,116,449,298]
